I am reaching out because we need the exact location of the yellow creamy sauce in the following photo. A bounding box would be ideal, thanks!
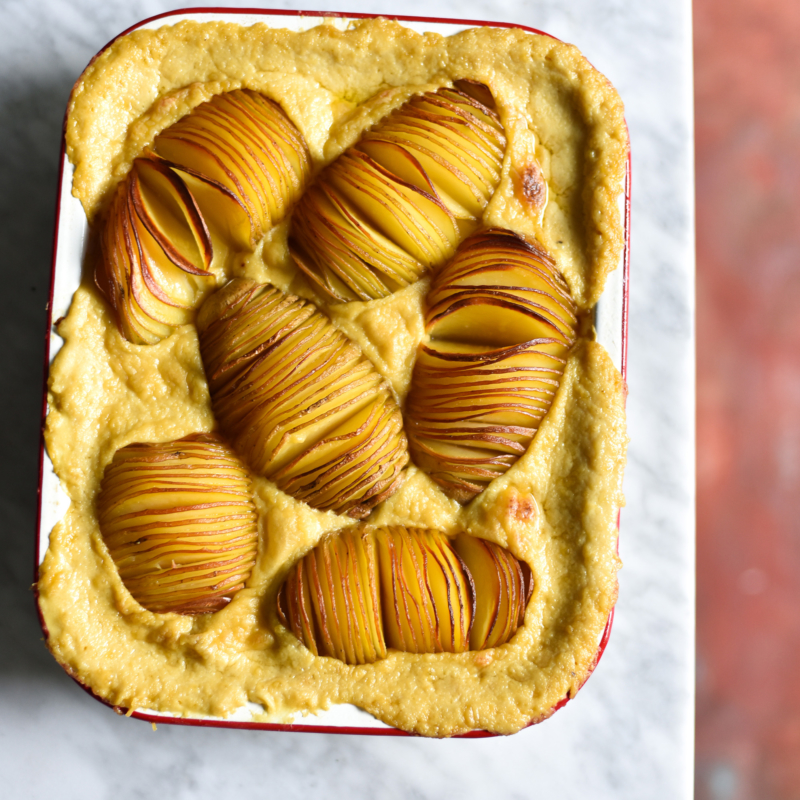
[39,19,628,737]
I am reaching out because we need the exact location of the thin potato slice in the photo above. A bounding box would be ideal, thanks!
[197,279,409,517]
[289,83,506,303]
[406,229,578,502]
[97,434,259,615]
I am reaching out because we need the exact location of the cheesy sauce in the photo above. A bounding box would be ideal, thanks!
[39,18,628,737]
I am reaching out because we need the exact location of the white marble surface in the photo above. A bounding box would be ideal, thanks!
[0,0,695,797]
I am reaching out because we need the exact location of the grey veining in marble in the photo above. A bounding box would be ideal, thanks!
[0,1,695,797]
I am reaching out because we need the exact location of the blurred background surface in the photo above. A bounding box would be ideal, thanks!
[695,0,800,798]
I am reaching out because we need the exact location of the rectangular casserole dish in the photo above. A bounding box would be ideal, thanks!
[36,7,630,737]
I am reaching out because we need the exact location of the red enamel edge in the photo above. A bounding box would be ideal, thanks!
[622,144,632,384]
[103,7,553,45]
[33,95,70,641]
[35,7,631,738]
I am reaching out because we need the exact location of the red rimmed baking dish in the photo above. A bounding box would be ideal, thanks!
[36,7,630,737]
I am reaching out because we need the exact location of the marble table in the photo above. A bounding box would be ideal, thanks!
[0,0,695,797]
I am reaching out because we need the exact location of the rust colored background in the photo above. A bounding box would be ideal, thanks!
[695,0,800,797]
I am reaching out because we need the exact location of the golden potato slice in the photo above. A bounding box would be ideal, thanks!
[289,83,506,303]
[97,433,259,615]
[197,279,409,517]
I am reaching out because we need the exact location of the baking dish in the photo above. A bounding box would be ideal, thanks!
[36,7,630,736]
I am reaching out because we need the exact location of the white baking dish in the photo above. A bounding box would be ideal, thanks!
[36,7,630,736]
